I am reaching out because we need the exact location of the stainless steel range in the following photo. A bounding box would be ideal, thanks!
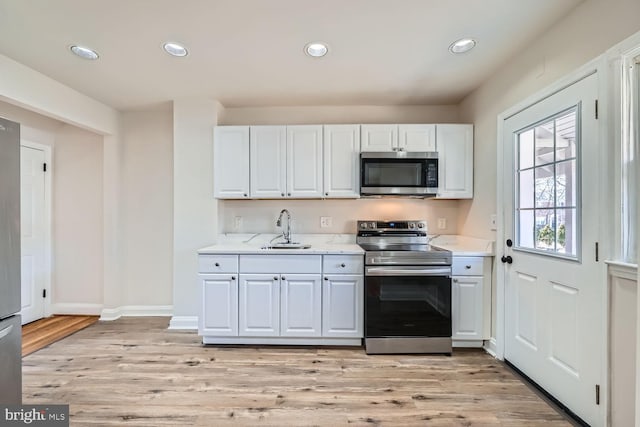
[357,220,452,354]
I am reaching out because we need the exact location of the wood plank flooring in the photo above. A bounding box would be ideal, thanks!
[22,315,99,357]
[22,317,572,426]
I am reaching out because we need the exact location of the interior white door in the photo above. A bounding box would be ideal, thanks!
[20,145,46,325]
[502,73,601,425]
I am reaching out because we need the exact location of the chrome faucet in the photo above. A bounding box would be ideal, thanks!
[276,209,292,243]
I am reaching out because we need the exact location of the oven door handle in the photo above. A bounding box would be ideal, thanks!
[365,267,451,277]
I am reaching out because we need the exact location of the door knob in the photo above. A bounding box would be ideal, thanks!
[506,239,513,247]
[501,255,513,264]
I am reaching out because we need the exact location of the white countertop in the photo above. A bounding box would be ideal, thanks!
[198,234,364,255]
[431,235,495,256]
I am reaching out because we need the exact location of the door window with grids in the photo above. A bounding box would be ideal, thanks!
[515,107,579,258]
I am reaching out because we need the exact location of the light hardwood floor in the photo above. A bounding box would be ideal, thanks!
[22,317,572,426]
[22,315,99,357]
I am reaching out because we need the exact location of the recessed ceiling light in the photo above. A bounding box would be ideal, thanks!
[70,45,99,60]
[305,42,328,58]
[449,38,476,54]
[163,42,188,57]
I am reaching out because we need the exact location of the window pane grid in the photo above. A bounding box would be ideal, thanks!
[516,107,579,257]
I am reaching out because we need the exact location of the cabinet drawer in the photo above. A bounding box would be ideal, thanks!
[452,257,484,276]
[323,255,364,274]
[199,255,239,273]
[240,255,322,274]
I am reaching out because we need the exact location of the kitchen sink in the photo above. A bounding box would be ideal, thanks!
[269,243,312,249]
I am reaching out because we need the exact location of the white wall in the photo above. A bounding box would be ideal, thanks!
[220,199,459,235]
[1,101,105,312]
[171,99,221,326]
[53,125,104,307]
[121,111,173,306]
[458,0,640,339]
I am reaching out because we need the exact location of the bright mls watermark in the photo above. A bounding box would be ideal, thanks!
[1,405,68,426]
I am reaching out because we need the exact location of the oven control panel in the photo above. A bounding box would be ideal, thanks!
[358,220,427,232]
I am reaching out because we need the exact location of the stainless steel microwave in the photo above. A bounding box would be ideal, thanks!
[360,151,438,196]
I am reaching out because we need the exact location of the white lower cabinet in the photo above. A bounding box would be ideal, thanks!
[200,274,238,336]
[451,256,492,346]
[452,276,483,340]
[322,274,363,337]
[280,274,322,337]
[199,253,363,345]
[239,274,280,337]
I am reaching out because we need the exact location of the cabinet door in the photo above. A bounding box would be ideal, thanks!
[323,125,360,198]
[398,124,436,151]
[213,126,250,199]
[286,125,323,198]
[360,125,398,152]
[239,274,280,336]
[280,274,321,337]
[322,275,363,338]
[200,274,238,336]
[250,126,286,198]
[452,276,483,340]
[436,124,474,199]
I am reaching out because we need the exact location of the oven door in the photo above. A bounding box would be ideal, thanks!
[365,266,451,338]
[360,153,438,196]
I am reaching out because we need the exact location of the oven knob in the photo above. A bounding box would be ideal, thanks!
[417,223,425,229]
[409,223,416,229]
[360,223,368,229]
[369,222,376,229]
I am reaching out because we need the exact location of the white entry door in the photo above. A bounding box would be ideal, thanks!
[502,73,602,425]
[20,145,47,324]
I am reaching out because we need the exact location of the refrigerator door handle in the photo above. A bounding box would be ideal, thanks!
[0,324,14,340]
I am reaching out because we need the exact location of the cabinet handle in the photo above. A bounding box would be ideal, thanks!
[287,193,291,196]
[282,276,286,280]
[465,265,471,269]
[340,263,346,268]
[324,277,328,281]
[231,276,236,281]
[243,193,248,197]
[281,193,285,197]
[273,276,278,280]
[325,192,329,196]
[453,278,458,283]
[215,262,220,267]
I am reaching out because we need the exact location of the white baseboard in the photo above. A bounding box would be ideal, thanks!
[100,305,173,321]
[169,316,198,330]
[453,340,484,348]
[484,337,498,358]
[50,303,103,316]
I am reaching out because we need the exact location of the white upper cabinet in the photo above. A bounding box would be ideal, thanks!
[213,126,250,199]
[286,125,324,198]
[436,124,474,199]
[250,126,287,198]
[399,124,436,151]
[323,125,360,198]
[360,124,398,151]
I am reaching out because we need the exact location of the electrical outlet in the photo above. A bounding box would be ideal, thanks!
[234,216,243,230]
[320,216,332,228]
[490,214,497,231]
[437,218,447,230]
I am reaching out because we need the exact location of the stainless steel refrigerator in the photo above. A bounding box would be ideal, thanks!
[0,116,22,404]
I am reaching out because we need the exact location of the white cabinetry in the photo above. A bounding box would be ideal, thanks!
[250,125,323,198]
[199,255,239,337]
[322,255,364,337]
[213,126,250,199]
[239,274,280,336]
[436,124,473,199]
[361,124,435,152]
[199,252,363,345]
[286,125,323,198]
[323,125,360,198]
[280,274,322,337]
[451,256,491,346]
[250,126,286,198]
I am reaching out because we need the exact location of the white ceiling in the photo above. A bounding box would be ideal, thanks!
[0,0,582,111]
